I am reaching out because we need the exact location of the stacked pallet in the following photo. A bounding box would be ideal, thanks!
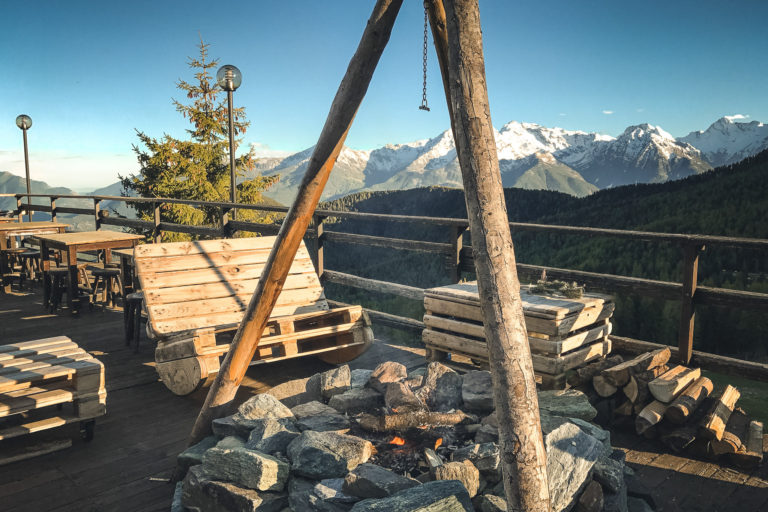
[587,348,764,468]
[0,336,106,464]
[422,282,615,389]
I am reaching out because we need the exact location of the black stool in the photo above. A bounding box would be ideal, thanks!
[124,291,145,352]
[47,267,92,313]
[19,249,41,288]
[90,267,123,310]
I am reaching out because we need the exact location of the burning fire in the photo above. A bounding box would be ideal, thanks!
[434,438,443,450]
[389,436,406,446]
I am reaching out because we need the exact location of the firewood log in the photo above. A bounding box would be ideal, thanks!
[699,385,740,441]
[729,420,764,469]
[593,375,618,397]
[659,396,715,454]
[711,408,750,456]
[636,401,668,437]
[567,355,623,387]
[648,366,701,403]
[614,400,635,417]
[356,410,477,432]
[623,365,669,403]
[664,376,713,425]
[601,348,670,387]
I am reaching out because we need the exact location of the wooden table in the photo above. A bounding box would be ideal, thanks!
[35,231,143,313]
[0,221,70,292]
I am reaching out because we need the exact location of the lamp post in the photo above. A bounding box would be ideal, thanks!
[15,114,33,222]
[216,65,242,221]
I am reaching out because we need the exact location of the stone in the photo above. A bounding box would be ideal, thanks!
[171,481,183,512]
[320,365,352,399]
[245,418,300,455]
[594,455,625,494]
[369,361,407,393]
[351,369,374,388]
[216,436,247,450]
[288,477,352,512]
[342,463,421,498]
[538,389,597,422]
[433,371,463,412]
[291,400,339,419]
[451,442,500,476]
[477,494,507,512]
[385,381,424,411]
[474,424,499,444]
[603,488,629,512]
[545,422,604,512]
[296,414,351,433]
[212,415,251,439]
[434,460,480,498]
[177,435,218,476]
[462,370,494,413]
[481,411,498,427]
[203,443,290,492]
[349,480,473,511]
[405,375,424,389]
[234,394,295,426]
[569,418,611,455]
[314,478,360,505]
[266,375,322,408]
[328,387,384,415]
[414,362,453,406]
[182,465,288,512]
[575,480,604,512]
[287,430,373,479]
[627,497,654,512]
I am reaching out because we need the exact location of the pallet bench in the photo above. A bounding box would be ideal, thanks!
[0,336,106,462]
[422,282,614,389]
[133,237,373,395]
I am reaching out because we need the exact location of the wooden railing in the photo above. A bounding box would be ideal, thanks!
[4,192,768,379]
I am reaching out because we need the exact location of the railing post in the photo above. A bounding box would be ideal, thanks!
[678,243,705,364]
[93,198,102,230]
[220,206,233,238]
[449,225,468,283]
[315,215,326,280]
[50,196,58,223]
[16,195,23,222]
[153,202,162,243]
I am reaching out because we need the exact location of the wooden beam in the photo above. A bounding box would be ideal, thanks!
[678,244,704,364]
[186,0,403,448]
[436,0,550,509]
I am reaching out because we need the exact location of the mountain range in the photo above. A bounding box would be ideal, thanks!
[254,116,768,202]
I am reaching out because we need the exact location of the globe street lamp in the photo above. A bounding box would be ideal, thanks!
[15,114,33,222]
[216,64,242,220]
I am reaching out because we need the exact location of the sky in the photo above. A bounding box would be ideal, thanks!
[1,0,766,190]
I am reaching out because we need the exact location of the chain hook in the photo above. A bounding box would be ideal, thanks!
[419,1,430,112]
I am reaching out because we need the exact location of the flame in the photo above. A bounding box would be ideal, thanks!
[389,436,406,446]
[434,438,443,450]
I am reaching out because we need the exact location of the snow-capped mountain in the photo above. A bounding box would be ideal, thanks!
[680,116,768,167]
[254,117,765,204]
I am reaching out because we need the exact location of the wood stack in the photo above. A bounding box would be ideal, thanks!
[585,348,764,469]
[422,282,614,389]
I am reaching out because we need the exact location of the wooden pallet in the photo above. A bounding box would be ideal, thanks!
[0,336,106,460]
[134,238,373,395]
[423,282,614,389]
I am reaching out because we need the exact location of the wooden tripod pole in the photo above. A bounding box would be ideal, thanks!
[434,1,551,510]
[187,0,403,447]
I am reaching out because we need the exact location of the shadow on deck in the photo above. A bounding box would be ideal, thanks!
[0,290,766,511]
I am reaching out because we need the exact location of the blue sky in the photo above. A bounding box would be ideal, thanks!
[1,0,766,189]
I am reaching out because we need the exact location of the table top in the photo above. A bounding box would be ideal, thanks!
[0,221,70,233]
[34,231,143,246]
[112,248,136,259]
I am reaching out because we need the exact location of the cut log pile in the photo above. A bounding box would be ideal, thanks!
[579,347,764,469]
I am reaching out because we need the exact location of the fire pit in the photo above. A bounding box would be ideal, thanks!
[175,361,633,512]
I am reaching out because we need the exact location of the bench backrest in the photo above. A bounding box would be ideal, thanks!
[133,237,328,338]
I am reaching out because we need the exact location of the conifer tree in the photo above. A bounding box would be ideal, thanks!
[120,39,279,241]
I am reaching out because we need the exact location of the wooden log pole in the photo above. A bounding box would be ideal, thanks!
[664,376,713,425]
[435,1,550,509]
[647,365,701,403]
[185,0,404,447]
[699,384,740,441]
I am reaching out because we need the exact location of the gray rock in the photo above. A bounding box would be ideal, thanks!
[405,375,424,389]
[434,460,480,498]
[569,418,611,455]
[349,480,474,511]
[203,443,289,492]
[576,480,604,512]
[315,478,360,505]
[216,436,247,450]
[385,381,424,411]
[177,435,218,476]
[481,411,498,427]
[594,455,625,494]
[287,431,373,479]
[452,442,500,482]
[171,481,183,512]
[234,394,295,426]
[342,463,421,498]
[408,367,427,379]
[320,365,352,399]
[369,361,407,393]
[477,494,507,512]
[245,418,300,455]
[289,477,351,512]
[538,389,597,422]
[296,414,351,433]
[627,497,654,512]
[474,424,499,444]
[433,371,463,412]
[182,465,288,512]
[212,415,251,439]
[267,375,322,408]
[545,422,603,512]
[604,488,629,512]
[291,400,339,419]
[328,387,384,415]
[414,362,454,407]
[351,369,374,389]
[462,370,494,412]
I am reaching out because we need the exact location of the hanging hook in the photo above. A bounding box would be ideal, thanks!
[419,2,430,112]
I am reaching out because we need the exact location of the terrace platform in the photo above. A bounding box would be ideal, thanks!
[0,290,765,511]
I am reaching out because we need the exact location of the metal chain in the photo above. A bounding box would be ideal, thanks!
[419,2,430,111]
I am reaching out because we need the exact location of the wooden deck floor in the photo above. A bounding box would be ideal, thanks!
[0,289,766,511]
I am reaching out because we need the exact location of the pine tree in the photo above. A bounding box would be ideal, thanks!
[120,39,279,241]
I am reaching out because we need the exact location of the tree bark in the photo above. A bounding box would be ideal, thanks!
[186,0,403,447]
[438,1,550,510]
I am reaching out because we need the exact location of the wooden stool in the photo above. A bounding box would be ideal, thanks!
[48,268,92,313]
[124,291,145,352]
[19,249,41,287]
[90,267,123,310]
